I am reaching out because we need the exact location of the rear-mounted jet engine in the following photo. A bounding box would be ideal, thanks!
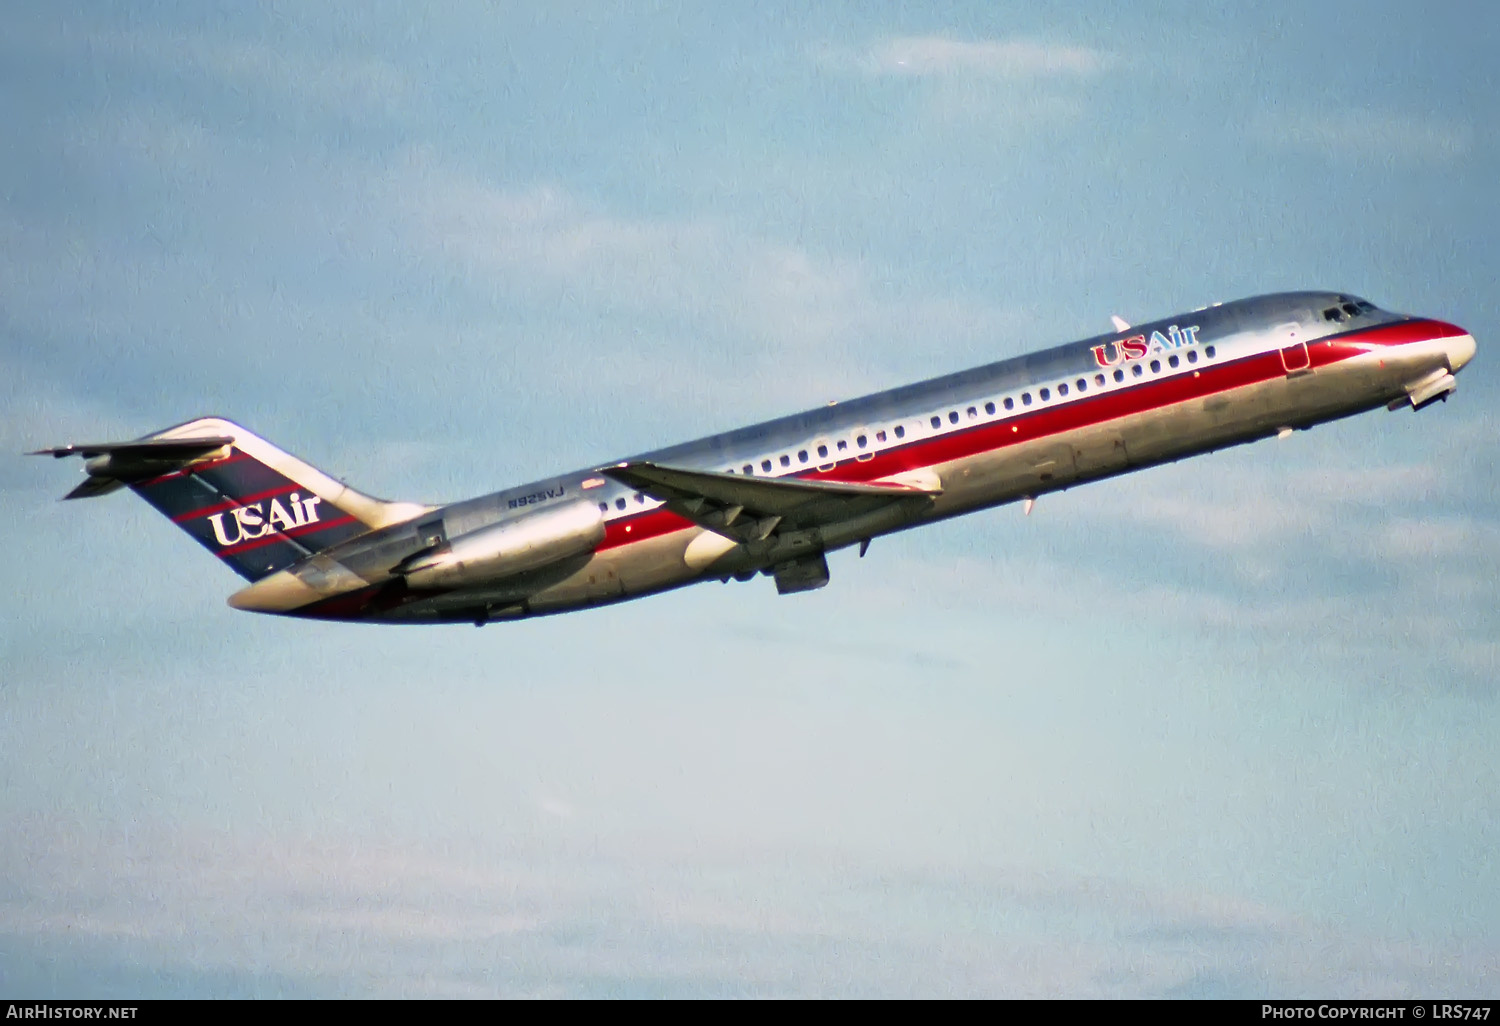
[396,499,605,590]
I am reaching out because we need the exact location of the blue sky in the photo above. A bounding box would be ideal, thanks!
[2,0,1497,998]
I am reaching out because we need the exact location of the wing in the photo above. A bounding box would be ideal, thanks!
[601,460,940,543]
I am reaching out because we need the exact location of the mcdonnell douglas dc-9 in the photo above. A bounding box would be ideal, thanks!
[33,292,1476,625]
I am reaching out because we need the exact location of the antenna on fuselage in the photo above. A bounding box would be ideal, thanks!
[1110,315,1130,332]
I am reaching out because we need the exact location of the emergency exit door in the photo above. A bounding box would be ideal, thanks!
[1276,322,1310,375]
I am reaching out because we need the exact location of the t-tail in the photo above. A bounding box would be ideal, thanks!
[30,417,432,581]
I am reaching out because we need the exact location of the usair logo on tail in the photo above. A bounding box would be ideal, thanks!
[208,493,323,546]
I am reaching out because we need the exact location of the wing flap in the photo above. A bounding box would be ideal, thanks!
[601,460,939,542]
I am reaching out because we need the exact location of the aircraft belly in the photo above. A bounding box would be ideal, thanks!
[1069,421,1131,477]
[910,351,1425,522]
[565,531,696,602]
[464,531,698,616]
[1097,352,1413,469]
[374,548,678,623]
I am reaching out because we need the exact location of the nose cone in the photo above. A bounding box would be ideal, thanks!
[1447,332,1477,372]
[1425,319,1477,372]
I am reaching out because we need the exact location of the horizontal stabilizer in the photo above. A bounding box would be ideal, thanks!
[63,476,128,500]
[602,460,938,543]
[29,437,235,461]
[32,437,237,498]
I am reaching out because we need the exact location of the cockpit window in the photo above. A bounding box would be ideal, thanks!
[1326,298,1378,323]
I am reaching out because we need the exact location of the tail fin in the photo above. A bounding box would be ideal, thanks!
[31,416,432,581]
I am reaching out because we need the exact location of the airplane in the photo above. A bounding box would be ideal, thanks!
[31,291,1476,626]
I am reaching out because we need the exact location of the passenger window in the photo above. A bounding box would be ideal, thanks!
[598,502,608,513]
[1131,365,1143,377]
[1168,354,1179,368]
[1113,369,1125,382]
[948,411,959,424]
[984,401,995,415]
[1003,397,1014,410]
[837,440,847,451]
[894,425,905,438]
[780,455,790,468]
[817,444,828,458]
[857,434,867,448]
[743,464,753,475]
[615,498,626,510]
[876,429,887,442]
[1077,378,1087,391]
[1205,345,1217,359]
[762,459,772,472]
[1058,383,1069,396]
[1039,387,1050,401]
[635,493,644,504]
[966,407,977,420]
[1022,393,1032,406]
[930,416,941,429]
[1186,350,1198,364]
[798,450,808,463]
[1149,360,1161,373]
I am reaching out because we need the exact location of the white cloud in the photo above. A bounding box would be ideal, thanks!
[835,425,1500,692]
[814,35,1116,134]
[1066,459,1448,550]
[394,158,1029,411]
[5,822,1494,996]
[2,819,1492,998]
[1254,109,1474,164]
[44,21,415,118]
[855,36,1114,79]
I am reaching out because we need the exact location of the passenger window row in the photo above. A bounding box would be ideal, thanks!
[601,492,654,514]
[602,342,1223,514]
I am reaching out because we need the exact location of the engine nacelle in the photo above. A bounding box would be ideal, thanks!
[399,500,604,590]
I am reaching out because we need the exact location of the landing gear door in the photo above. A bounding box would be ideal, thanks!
[1276,322,1310,376]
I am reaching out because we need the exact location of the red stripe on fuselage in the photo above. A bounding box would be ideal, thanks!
[1346,319,1467,346]
[594,318,1457,552]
